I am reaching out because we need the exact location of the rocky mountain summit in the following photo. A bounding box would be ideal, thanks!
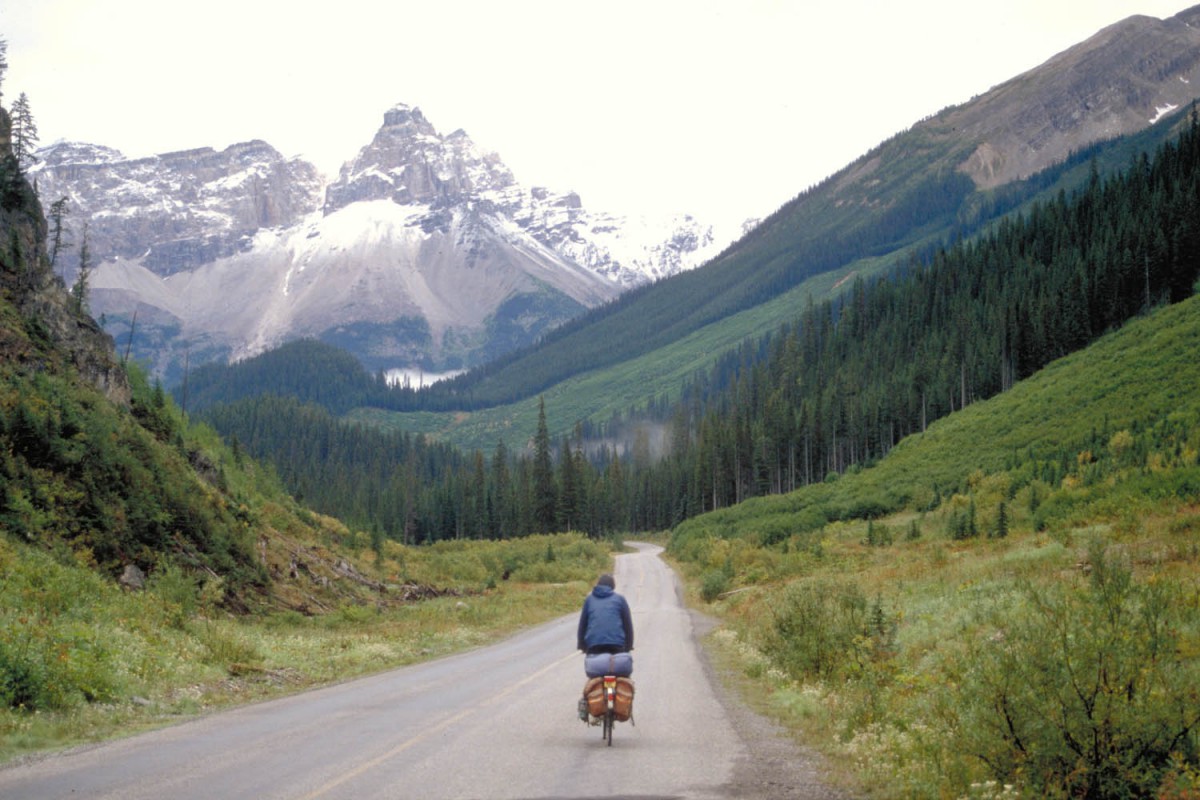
[324,105,725,285]
[31,105,731,381]
[950,6,1200,189]
[28,6,1200,386]
[34,139,323,275]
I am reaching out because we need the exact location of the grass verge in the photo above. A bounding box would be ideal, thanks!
[0,533,612,765]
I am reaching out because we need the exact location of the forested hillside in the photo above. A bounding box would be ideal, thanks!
[200,394,471,541]
[0,103,413,611]
[194,111,1200,544]
[179,105,1197,455]
[665,288,1200,800]
[658,110,1200,511]
[182,338,389,415]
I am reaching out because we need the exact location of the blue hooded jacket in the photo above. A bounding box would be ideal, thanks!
[577,582,634,653]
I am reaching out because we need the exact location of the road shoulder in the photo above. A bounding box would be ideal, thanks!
[689,609,855,800]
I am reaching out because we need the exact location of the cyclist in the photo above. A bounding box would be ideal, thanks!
[577,573,634,657]
[576,573,634,721]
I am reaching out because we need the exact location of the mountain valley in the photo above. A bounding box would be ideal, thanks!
[31,106,739,382]
[4,6,1200,797]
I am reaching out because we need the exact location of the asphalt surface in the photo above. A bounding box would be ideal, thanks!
[0,543,848,799]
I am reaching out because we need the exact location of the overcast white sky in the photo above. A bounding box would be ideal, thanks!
[1,1,1193,230]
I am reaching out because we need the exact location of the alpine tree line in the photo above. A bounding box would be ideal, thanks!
[199,111,1200,543]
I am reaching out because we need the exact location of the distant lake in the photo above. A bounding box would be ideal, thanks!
[385,368,463,389]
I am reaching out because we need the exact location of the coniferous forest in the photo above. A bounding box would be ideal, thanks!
[198,111,1200,544]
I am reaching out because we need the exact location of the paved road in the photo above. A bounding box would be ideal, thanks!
[0,543,843,799]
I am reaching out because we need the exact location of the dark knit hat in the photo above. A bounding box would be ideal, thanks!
[597,573,615,589]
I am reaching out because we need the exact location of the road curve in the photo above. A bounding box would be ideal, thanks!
[0,543,844,799]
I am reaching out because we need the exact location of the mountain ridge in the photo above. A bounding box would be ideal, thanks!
[379,4,1200,423]
[32,104,738,382]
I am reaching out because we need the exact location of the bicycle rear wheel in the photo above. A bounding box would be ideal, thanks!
[603,710,613,746]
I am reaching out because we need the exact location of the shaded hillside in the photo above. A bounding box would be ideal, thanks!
[182,338,387,415]
[198,393,472,542]
[0,106,413,614]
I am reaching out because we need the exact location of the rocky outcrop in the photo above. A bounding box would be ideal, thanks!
[324,105,516,213]
[0,109,129,406]
[949,7,1200,188]
[33,140,323,275]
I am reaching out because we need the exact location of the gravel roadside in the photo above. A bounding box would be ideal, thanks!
[691,609,857,800]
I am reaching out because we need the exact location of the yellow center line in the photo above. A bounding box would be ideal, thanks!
[300,649,579,799]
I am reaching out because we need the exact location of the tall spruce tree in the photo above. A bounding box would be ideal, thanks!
[10,92,38,169]
[557,434,579,532]
[532,396,556,533]
[490,440,513,538]
[71,223,91,314]
[47,197,70,274]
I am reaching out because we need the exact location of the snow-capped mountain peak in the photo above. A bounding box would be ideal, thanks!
[30,102,737,382]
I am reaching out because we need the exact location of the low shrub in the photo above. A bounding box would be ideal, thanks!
[700,568,730,603]
[761,578,873,682]
[949,541,1200,797]
[0,545,129,711]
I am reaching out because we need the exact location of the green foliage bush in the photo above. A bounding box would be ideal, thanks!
[147,559,200,629]
[700,568,730,603]
[0,545,128,711]
[762,579,873,682]
[0,365,265,594]
[950,542,1200,797]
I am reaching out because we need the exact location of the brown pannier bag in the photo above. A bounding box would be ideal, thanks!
[583,677,635,720]
[584,677,606,717]
[612,677,635,721]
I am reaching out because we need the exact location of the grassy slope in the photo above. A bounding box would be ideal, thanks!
[0,531,614,764]
[669,291,1200,547]
[665,295,1200,797]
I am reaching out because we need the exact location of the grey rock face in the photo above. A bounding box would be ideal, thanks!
[29,103,732,381]
[949,8,1200,189]
[32,140,324,275]
[324,105,517,213]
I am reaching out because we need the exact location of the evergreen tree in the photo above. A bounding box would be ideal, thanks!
[10,93,38,169]
[557,434,579,532]
[490,440,513,538]
[71,223,91,314]
[468,450,487,539]
[47,197,70,275]
[532,396,556,533]
[992,501,1009,539]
